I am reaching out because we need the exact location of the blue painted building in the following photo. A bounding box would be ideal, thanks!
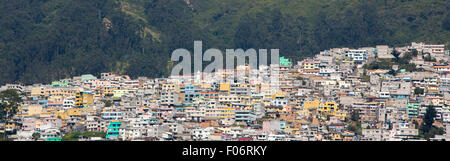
[183,85,200,102]
[106,121,122,140]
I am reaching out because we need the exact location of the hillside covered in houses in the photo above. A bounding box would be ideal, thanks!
[0,42,449,141]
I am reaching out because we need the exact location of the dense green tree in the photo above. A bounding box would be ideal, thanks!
[419,106,444,140]
[62,131,106,141]
[0,89,23,139]
[388,69,397,76]
[350,110,359,122]
[32,132,40,141]
[0,0,448,84]
[423,55,437,62]
[365,49,420,72]
[102,100,112,107]
[443,14,450,30]
[414,88,425,95]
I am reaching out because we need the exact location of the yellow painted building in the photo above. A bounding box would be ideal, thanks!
[75,91,94,107]
[48,95,64,102]
[31,87,45,97]
[219,83,231,94]
[5,122,18,132]
[221,108,235,119]
[271,94,285,100]
[67,108,82,116]
[53,110,68,120]
[23,105,44,116]
[103,86,119,96]
[333,110,347,121]
[319,102,338,113]
[47,88,77,97]
[266,106,283,113]
[50,108,84,120]
[318,102,347,120]
[303,100,320,110]
[303,62,319,69]
[218,104,235,119]
[200,83,212,90]
[333,133,342,141]
[31,87,78,98]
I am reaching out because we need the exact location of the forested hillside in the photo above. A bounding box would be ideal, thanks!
[0,0,449,84]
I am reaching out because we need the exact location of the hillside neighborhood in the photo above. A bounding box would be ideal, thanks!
[0,42,449,141]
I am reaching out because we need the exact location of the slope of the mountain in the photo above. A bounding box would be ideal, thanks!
[0,0,448,84]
